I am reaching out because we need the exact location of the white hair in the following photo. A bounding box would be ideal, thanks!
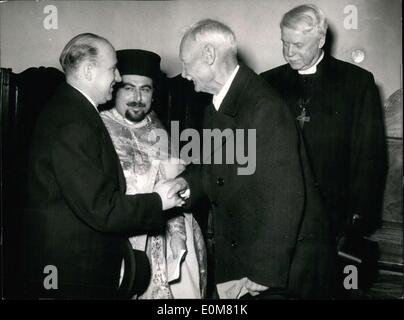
[182,19,237,56]
[281,4,328,37]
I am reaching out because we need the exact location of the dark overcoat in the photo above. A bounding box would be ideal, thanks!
[261,55,387,238]
[23,83,164,299]
[184,65,336,298]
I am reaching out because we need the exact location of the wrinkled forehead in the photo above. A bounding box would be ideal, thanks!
[281,16,319,37]
[121,74,153,87]
[281,24,319,43]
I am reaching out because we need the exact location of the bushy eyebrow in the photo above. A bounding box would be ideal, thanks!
[282,39,303,45]
[122,82,152,89]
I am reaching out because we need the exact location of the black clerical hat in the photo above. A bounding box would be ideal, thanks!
[116,49,161,81]
[118,242,151,299]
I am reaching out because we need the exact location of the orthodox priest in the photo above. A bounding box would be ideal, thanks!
[101,49,207,299]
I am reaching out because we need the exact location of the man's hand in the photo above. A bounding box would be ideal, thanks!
[243,278,269,296]
[167,177,190,200]
[153,179,185,210]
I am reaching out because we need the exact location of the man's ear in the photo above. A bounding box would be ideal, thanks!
[82,62,94,82]
[203,44,216,65]
[318,35,326,49]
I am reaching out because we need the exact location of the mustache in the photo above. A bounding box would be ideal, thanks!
[126,101,146,108]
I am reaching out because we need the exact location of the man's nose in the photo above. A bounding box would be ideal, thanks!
[132,88,142,102]
[287,45,296,57]
[115,69,122,82]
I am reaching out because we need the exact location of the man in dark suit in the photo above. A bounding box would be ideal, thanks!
[22,33,183,299]
[261,3,387,257]
[261,4,387,295]
[169,19,336,299]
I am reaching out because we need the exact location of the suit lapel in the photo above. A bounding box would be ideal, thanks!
[201,66,255,166]
[202,103,233,165]
[219,64,253,118]
[282,67,302,118]
[65,84,127,191]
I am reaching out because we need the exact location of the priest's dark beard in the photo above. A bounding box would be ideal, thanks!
[125,102,148,123]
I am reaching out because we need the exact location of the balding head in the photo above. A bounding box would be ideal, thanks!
[60,33,121,105]
[180,19,238,58]
[59,33,113,78]
[179,19,238,94]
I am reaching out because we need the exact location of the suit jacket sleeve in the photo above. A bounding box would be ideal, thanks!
[179,162,207,210]
[51,122,165,235]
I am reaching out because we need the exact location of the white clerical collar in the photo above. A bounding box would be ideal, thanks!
[212,65,240,111]
[298,51,324,75]
[69,83,98,111]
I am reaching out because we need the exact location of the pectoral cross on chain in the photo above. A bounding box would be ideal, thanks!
[297,107,310,129]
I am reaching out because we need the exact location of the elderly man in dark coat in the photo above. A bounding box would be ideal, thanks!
[261,4,387,251]
[169,19,337,299]
[261,4,387,296]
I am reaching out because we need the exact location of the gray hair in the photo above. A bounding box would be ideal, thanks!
[59,33,110,75]
[280,4,328,37]
[183,19,237,55]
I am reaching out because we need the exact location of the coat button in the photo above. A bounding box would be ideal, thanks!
[216,177,224,186]
[231,240,238,247]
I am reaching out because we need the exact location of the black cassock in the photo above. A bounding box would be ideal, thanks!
[261,54,387,239]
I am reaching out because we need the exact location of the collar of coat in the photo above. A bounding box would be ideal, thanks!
[58,82,111,134]
[217,63,257,118]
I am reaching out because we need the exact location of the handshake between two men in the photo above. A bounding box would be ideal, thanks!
[153,177,190,210]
